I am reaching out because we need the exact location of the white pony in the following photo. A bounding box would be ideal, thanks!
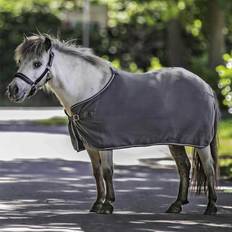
[7,34,219,215]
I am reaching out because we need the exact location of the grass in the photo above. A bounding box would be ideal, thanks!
[218,118,232,179]
[35,116,68,126]
[34,116,232,179]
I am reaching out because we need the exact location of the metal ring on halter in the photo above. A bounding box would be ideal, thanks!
[14,49,54,97]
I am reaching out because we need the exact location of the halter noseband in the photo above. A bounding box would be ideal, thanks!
[14,49,54,97]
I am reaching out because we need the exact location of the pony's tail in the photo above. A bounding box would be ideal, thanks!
[191,94,220,194]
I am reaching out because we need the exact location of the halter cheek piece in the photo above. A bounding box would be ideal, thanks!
[14,49,54,97]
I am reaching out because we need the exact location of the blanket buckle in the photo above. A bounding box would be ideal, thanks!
[73,114,80,122]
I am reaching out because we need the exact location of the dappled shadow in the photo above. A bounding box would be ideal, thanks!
[0,158,231,231]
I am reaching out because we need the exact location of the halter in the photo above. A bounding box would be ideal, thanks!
[14,49,54,97]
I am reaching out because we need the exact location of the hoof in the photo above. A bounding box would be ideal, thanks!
[97,201,114,214]
[182,200,189,205]
[204,205,217,215]
[166,202,182,214]
[89,201,103,213]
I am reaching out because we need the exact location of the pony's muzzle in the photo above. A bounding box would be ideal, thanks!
[7,81,25,102]
[8,82,19,98]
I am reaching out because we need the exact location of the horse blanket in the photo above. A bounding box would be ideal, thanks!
[68,67,216,152]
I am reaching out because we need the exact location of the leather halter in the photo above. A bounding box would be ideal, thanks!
[14,49,54,97]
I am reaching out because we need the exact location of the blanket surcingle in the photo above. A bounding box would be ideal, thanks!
[67,67,216,152]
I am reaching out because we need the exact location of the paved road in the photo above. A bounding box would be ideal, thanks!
[0,123,231,231]
[0,107,65,121]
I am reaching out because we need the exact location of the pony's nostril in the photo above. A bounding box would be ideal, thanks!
[8,85,12,92]
[8,85,13,95]
[9,83,19,97]
[13,85,19,95]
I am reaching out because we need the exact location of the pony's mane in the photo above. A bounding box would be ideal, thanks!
[15,34,110,70]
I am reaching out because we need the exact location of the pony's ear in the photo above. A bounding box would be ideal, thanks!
[23,34,28,41]
[44,37,51,51]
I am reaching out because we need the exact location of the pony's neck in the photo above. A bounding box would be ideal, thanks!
[48,49,111,115]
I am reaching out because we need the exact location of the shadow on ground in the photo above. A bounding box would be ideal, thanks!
[0,158,231,231]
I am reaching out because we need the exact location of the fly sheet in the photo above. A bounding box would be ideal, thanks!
[68,67,216,152]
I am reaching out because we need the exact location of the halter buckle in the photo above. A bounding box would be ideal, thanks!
[28,84,37,97]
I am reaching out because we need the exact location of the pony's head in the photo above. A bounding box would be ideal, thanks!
[7,34,54,102]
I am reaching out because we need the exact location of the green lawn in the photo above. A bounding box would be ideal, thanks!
[218,118,232,179]
[35,116,68,126]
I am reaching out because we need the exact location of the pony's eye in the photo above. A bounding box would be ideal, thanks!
[33,61,42,69]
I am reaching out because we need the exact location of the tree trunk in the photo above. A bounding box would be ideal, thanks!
[208,0,225,69]
[167,19,188,68]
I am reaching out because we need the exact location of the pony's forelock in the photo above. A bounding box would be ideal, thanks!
[15,35,47,63]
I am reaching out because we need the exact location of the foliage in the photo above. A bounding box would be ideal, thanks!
[148,57,162,71]
[0,1,61,105]
[0,11,60,80]
[216,53,232,112]
[0,0,232,107]
[218,118,232,179]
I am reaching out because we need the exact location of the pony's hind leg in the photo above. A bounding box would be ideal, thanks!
[99,150,115,214]
[166,145,191,213]
[87,149,105,213]
[196,146,217,215]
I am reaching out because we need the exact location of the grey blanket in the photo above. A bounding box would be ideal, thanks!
[68,67,216,152]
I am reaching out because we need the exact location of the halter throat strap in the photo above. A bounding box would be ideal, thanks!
[14,49,54,96]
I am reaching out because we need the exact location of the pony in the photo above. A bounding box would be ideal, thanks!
[7,34,219,215]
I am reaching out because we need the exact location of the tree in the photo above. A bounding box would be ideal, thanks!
[167,19,188,67]
[0,0,231,108]
[207,0,225,69]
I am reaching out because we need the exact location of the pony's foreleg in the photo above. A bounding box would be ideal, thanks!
[99,150,115,214]
[166,145,191,213]
[87,149,105,213]
[196,146,217,215]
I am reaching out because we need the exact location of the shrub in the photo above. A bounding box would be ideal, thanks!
[216,53,232,113]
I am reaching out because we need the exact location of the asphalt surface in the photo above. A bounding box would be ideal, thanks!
[0,122,231,231]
